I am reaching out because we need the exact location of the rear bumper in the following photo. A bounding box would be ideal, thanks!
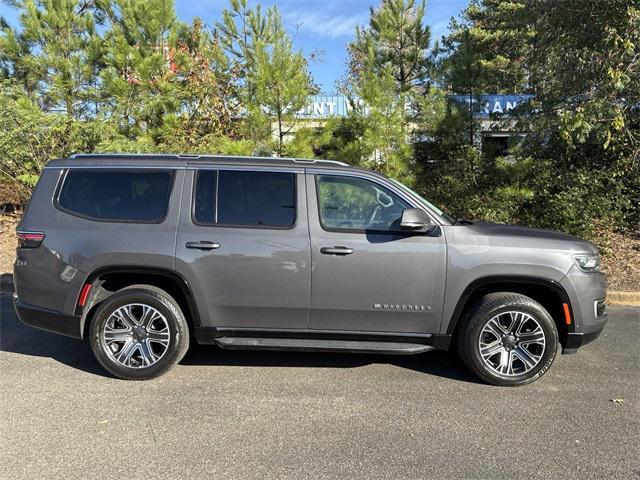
[13,294,82,339]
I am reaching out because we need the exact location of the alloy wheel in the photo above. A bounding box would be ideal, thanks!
[101,303,171,369]
[478,310,546,376]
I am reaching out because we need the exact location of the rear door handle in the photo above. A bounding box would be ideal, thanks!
[185,241,220,250]
[320,246,354,255]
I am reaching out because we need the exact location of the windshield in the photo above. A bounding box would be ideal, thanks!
[388,178,456,224]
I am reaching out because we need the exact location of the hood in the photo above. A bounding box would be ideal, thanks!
[458,221,598,254]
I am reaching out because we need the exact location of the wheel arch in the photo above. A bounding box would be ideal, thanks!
[446,275,574,347]
[78,266,202,339]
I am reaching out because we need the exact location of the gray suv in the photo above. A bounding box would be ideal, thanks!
[13,154,608,385]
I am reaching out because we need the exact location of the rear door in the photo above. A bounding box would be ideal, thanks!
[306,171,447,334]
[175,166,310,330]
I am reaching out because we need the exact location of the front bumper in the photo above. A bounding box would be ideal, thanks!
[563,328,605,354]
[13,294,82,339]
[560,265,608,353]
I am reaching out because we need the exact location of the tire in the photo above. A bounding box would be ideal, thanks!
[457,292,558,387]
[89,284,190,380]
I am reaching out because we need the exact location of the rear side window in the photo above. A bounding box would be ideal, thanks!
[193,170,296,228]
[57,170,173,223]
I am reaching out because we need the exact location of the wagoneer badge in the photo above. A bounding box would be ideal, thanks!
[373,304,430,311]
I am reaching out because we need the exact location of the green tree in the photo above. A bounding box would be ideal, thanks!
[349,0,432,94]
[438,28,482,144]
[218,2,315,157]
[99,0,181,141]
[338,0,439,184]
[0,0,106,117]
[359,64,414,184]
[517,0,640,237]
[251,16,315,157]
[217,0,284,151]
[216,0,279,80]
[440,0,532,94]
[436,0,640,240]
[0,81,106,201]
[339,47,415,184]
[0,16,39,96]
[158,19,240,151]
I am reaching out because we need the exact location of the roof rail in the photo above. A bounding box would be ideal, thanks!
[70,153,182,159]
[291,158,349,166]
[69,153,349,167]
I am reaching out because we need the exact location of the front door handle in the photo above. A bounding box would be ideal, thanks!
[186,241,220,250]
[320,246,354,255]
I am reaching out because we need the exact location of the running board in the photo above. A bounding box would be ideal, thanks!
[214,337,434,355]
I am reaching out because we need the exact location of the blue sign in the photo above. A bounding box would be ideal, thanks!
[294,94,534,119]
[296,95,354,118]
[449,94,534,118]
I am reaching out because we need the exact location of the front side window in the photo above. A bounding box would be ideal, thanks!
[193,170,296,228]
[316,175,410,232]
[57,170,173,222]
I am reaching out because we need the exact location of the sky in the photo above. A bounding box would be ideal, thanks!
[0,0,470,93]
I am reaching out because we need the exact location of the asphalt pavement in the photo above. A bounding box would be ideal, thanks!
[1,293,638,479]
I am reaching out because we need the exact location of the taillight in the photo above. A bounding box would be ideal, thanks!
[17,231,45,249]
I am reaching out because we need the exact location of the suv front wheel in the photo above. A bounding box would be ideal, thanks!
[89,285,190,380]
[458,292,558,386]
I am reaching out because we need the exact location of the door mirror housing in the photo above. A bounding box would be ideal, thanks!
[399,208,433,233]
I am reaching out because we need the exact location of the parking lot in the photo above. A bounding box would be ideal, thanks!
[0,293,638,479]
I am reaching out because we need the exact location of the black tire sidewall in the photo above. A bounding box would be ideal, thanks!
[462,297,558,386]
[89,288,187,380]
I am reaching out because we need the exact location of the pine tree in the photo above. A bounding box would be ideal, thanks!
[216,0,279,79]
[0,0,106,118]
[518,0,640,236]
[437,0,639,238]
[100,0,180,140]
[439,28,482,144]
[440,0,532,94]
[0,16,39,96]
[217,0,274,151]
[349,0,432,94]
[338,0,437,184]
[218,2,315,156]
[251,14,315,157]
[160,18,239,151]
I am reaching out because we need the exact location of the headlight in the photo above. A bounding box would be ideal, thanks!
[574,254,601,272]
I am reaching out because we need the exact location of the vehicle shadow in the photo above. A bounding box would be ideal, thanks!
[0,294,480,384]
[0,292,107,376]
[182,343,480,383]
[0,273,13,293]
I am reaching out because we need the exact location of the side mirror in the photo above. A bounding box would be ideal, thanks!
[399,208,433,233]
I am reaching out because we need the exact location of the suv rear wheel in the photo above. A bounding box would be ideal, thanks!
[89,285,189,380]
[458,292,558,386]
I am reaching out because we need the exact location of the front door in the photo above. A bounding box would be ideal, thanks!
[307,172,446,334]
[175,167,310,330]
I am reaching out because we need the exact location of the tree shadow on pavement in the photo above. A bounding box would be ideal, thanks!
[1,293,480,384]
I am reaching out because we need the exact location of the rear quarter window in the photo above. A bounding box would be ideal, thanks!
[56,170,174,223]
